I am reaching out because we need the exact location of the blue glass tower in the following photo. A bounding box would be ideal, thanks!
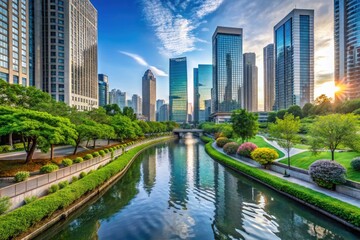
[274,9,314,110]
[194,64,212,123]
[169,57,188,123]
[98,74,109,107]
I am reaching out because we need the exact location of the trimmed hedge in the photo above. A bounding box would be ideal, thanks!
[99,150,105,157]
[83,154,93,160]
[223,142,239,155]
[92,152,100,158]
[216,137,230,148]
[14,171,30,182]
[62,159,73,167]
[40,164,59,174]
[73,157,83,163]
[204,140,360,228]
[351,157,360,171]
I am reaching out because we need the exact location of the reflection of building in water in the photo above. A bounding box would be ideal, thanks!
[142,148,156,195]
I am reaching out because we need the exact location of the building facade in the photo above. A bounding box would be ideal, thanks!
[142,69,156,121]
[132,94,142,115]
[109,89,126,110]
[0,0,30,86]
[204,100,212,122]
[263,44,275,111]
[212,27,243,121]
[335,0,360,100]
[34,0,98,110]
[158,103,169,122]
[169,57,188,123]
[243,53,258,112]
[98,74,108,107]
[156,99,165,121]
[274,9,314,110]
[193,64,212,123]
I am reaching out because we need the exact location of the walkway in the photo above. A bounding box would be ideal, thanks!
[212,142,360,208]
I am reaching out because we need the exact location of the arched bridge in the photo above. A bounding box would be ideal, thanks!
[173,129,204,138]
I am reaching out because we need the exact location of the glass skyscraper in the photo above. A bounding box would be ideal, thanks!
[335,0,360,100]
[169,57,188,123]
[212,27,243,122]
[98,74,109,107]
[194,64,212,123]
[274,9,314,110]
[263,44,275,112]
[243,53,258,112]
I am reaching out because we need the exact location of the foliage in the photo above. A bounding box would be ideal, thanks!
[216,137,231,148]
[73,157,84,163]
[122,106,137,121]
[111,114,137,141]
[0,197,10,215]
[312,94,333,115]
[14,171,30,182]
[104,149,109,154]
[92,152,100,157]
[200,135,212,143]
[351,157,360,171]
[58,181,69,189]
[62,158,73,167]
[309,160,347,189]
[251,148,279,166]
[237,142,258,158]
[83,154,93,160]
[79,172,87,179]
[0,145,11,153]
[267,112,277,123]
[40,164,59,174]
[99,150,106,157]
[102,104,121,116]
[287,105,303,118]
[231,109,259,143]
[71,176,78,183]
[302,103,314,117]
[24,196,38,205]
[223,142,240,155]
[48,184,59,194]
[200,123,233,138]
[276,110,287,119]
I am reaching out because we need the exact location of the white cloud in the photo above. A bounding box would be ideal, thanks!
[149,66,168,77]
[196,0,224,18]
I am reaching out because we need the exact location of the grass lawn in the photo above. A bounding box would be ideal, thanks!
[247,136,285,158]
[294,144,310,150]
[279,151,360,182]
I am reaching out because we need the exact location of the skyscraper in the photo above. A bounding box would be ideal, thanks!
[274,9,314,110]
[158,104,169,122]
[142,69,156,121]
[243,53,258,112]
[263,44,275,111]
[132,94,142,115]
[335,0,360,100]
[212,27,243,123]
[194,64,212,123]
[169,57,188,123]
[109,89,126,110]
[98,74,109,107]
[34,0,98,110]
[156,99,165,121]
[0,0,30,86]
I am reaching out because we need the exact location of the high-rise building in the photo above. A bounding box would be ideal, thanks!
[193,64,212,123]
[98,74,109,107]
[109,89,126,110]
[156,99,165,121]
[158,104,169,122]
[188,103,193,123]
[34,0,98,111]
[142,69,156,121]
[132,94,142,115]
[0,0,30,86]
[127,99,132,108]
[204,100,212,121]
[335,0,360,100]
[274,9,314,110]
[169,57,188,123]
[263,44,275,111]
[212,27,243,123]
[243,53,258,112]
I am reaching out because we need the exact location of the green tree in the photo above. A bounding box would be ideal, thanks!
[309,114,360,160]
[270,113,300,169]
[137,121,150,134]
[267,112,277,123]
[231,109,259,143]
[287,105,303,118]
[102,104,121,116]
[302,103,314,117]
[111,115,136,141]
[276,109,287,119]
[122,106,137,121]
[312,94,333,115]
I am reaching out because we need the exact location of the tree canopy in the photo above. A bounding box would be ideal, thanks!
[230,109,259,143]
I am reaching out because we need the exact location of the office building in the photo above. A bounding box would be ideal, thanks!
[204,100,212,122]
[0,0,30,86]
[169,57,188,123]
[274,9,314,110]
[142,69,156,121]
[127,99,132,108]
[156,99,165,121]
[194,64,212,123]
[212,27,243,123]
[132,94,142,115]
[34,0,98,110]
[98,74,109,106]
[158,104,169,122]
[264,44,275,111]
[243,53,258,112]
[335,0,360,100]
[109,89,126,110]
[188,103,193,123]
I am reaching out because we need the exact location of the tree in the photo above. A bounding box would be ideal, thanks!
[102,104,121,116]
[122,106,137,121]
[276,109,287,119]
[287,105,303,118]
[267,112,277,123]
[312,94,333,115]
[309,114,360,160]
[111,115,136,141]
[270,113,300,170]
[302,103,314,117]
[231,109,259,143]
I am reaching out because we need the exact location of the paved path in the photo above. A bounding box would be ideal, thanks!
[212,142,360,208]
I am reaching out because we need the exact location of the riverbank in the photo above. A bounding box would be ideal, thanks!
[0,136,174,240]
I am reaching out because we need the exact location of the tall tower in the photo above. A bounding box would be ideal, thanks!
[193,64,212,123]
[243,53,258,112]
[263,44,275,111]
[142,69,156,121]
[98,74,109,107]
[274,9,314,110]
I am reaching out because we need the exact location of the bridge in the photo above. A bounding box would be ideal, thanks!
[173,129,204,138]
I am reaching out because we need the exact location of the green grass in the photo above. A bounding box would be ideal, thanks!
[280,151,360,182]
[247,136,285,158]
[294,144,310,150]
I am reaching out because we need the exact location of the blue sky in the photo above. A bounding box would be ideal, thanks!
[92,0,334,110]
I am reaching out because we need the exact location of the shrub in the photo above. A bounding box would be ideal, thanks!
[214,132,224,140]
[14,171,30,182]
[79,172,87,179]
[99,150,105,157]
[83,154,93,160]
[48,184,59,194]
[0,197,10,215]
[58,181,69,189]
[0,145,11,153]
[88,170,94,175]
[309,160,347,189]
[92,152,100,157]
[40,164,59,174]
[62,158,73,167]
[109,148,114,152]
[350,157,360,171]
[71,176,78,183]
[73,157,84,163]
[251,148,279,166]
[24,196,37,205]
[13,143,24,151]
[216,137,230,148]
[237,142,258,158]
[223,142,240,155]
[104,149,109,154]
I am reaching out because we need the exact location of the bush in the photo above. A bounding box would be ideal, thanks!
[104,149,109,154]
[109,148,114,152]
[83,154,93,160]
[73,157,83,163]
[48,184,59,194]
[24,196,37,205]
[214,132,224,140]
[350,157,360,171]
[58,181,69,189]
[251,148,279,166]
[71,176,78,183]
[13,143,24,151]
[223,142,240,155]
[0,145,11,153]
[237,142,258,158]
[92,152,100,157]
[0,197,10,215]
[216,137,230,148]
[309,160,347,189]
[79,172,87,179]
[40,164,59,174]
[14,171,30,182]
[99,150,105,157]
[62,158,73,167]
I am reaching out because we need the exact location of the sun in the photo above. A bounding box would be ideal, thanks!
[316,82,338,99]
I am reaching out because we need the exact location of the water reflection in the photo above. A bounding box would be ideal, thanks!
[42,134,357,240]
